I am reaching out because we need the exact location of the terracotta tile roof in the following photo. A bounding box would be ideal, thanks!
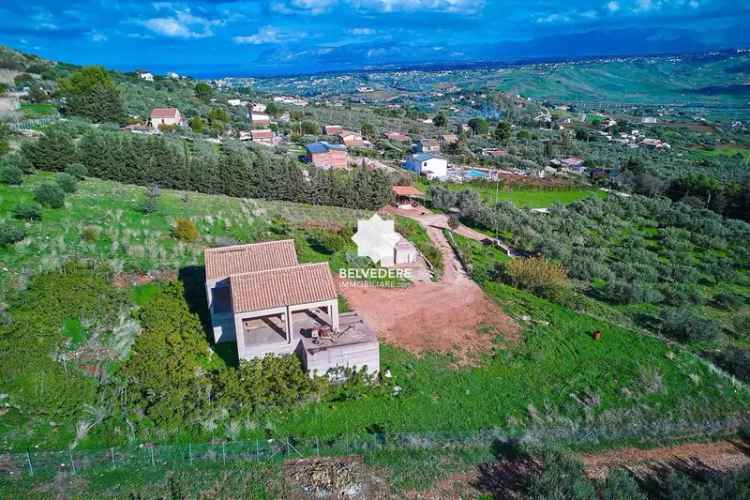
[230,263,337,313]
[392,185,423,197]
[251,129,274,139]
[204,240,298,280]
[150,107,179,119]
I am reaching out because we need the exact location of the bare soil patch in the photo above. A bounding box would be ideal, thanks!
[581,438,750,480]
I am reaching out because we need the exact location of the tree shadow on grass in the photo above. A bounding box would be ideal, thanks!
[473,439,539,498]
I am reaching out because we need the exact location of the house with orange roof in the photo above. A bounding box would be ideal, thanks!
[204,240,379,375]
[149,107,184,129]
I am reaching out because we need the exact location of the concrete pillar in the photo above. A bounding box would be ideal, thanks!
[234,314,245,358]
[286,306,293,343]
[331,300,339,330]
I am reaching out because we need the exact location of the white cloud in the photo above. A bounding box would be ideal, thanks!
[270,0,336,14]
[607,1,620,12]
[272,0,483,15]
[536,8,600,24]
[142,10,221,39]
[89,30,107,43]
[233,26,307,45]
[351,0,484,14]
[634,0,655,12]
[349,27,376,35]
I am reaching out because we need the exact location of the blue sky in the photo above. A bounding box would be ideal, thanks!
[2,0,749,76]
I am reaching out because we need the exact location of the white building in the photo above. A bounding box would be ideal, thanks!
[149,107,184,129]
[404,153,448,180]
[351,214,418,267]
[138,72,154,81]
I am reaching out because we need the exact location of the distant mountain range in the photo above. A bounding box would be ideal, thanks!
[169,26,750,78]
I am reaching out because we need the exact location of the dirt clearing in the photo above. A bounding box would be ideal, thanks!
[581,439,750,480]
[340,209,518,363]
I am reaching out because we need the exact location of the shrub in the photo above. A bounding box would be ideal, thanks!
[660,307,722,342]
[64,162,88,179]
[447,214,460,230]
[602,279,664,305]
[0,164,23,185]
[709,347,750,382]
[55,172,78,193]
[526,448,597,499]
[500,257,569,299]
[713,291,743,310]
[12,202,42,221]
[81,225,100,242]
[173,218,199,242]
[314,227,352,254]
[732,310,750,338]
[0,220,26,246]
[2,153,34,174]
[33,182,65,208]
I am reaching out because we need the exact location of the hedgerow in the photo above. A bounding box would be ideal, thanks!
[21,125,394,210]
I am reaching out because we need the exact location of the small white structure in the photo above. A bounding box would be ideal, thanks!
[404,153,448,180]
[352,214,418,267]
[138,72,154,81]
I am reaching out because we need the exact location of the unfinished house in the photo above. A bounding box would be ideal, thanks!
[204,241,380,376]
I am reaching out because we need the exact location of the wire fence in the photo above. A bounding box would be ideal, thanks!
[2,414,747,478]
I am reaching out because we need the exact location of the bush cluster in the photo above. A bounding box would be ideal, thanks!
[430,185,748,340]
[34,182,66,208]
[499,257,569,300]
[120,283,329,432]
[0,220,26,246]
[173,218,199,242]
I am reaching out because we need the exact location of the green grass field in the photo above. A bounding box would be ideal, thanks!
[417,179,606,209]
[0,173,372,294]
[691,145,750,161]
[2,174,747,456]
[19,102,58,119]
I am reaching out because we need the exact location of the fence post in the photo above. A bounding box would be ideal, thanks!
[111,448,116,469]
[26,451,33,476]
[69,449,77,475]
[255,440,259,462]
[222,442,226,466]
[150,447,155,467]
[315,436,320,456]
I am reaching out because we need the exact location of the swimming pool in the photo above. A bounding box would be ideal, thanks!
[466,169,489,179]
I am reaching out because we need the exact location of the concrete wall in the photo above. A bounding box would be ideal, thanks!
[303,340,380,377]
